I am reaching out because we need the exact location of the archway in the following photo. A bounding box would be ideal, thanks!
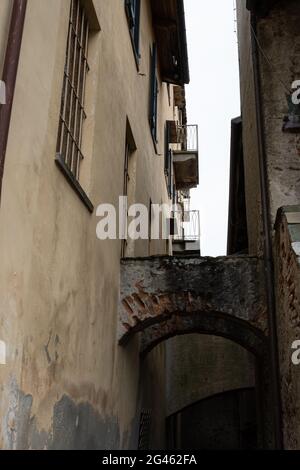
[119,256,273,447]
[139,311,267,358]
[138,311,273,449]
[119,256,268,345]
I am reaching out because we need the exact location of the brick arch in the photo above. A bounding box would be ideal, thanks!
[119,256,267,346]
[139,311,268,358]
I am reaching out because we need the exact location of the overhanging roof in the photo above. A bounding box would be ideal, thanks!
[151,0,190,85]
[246,0,280,17]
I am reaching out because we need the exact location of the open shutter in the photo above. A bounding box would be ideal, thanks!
[149,43,158,141]
[125,0,135,28]
[165,121,170,173]
[133,0,141,53]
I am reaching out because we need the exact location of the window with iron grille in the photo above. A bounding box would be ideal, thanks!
[125,0,141,62]
[56,0,90,182]
[138,410,152,450]
[149,43,158,143]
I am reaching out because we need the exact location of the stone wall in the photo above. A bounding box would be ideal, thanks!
[258,1,300,224]
[119,255,268,344]
[275,206,300,449]
[237,0,300,449]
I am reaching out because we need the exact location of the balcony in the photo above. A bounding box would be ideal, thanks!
[172,209,201,255]
[173,125,199,190]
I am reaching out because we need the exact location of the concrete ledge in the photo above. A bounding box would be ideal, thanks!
[276,206,300,262]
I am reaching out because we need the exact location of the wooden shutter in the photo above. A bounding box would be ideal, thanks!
[149,43,158,141]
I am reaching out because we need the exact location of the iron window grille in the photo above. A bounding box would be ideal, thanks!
[138,410,152,450]
[56,0,90,181]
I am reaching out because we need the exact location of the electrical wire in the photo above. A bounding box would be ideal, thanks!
[250,24,291,94]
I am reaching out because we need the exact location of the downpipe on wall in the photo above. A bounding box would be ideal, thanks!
[0,0,27,203]
[250,13,283,449]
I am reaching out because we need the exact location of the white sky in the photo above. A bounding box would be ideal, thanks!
[184,0,241,256]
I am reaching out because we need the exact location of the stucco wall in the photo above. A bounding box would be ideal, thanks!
[0,0,175,449]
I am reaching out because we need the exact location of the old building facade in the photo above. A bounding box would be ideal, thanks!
[0,0,199,449]
[1,0,300,451]
[233,0,300,449]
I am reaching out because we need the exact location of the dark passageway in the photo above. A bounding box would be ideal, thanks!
[167,389,257,450]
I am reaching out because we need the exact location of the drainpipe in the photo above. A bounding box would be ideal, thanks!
[0,0,27,202]
[250,13,283,449]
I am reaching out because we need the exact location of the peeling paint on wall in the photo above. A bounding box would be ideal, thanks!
[1,379,127,450]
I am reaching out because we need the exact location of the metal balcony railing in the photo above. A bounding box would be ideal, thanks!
[176,124,199,152]
[173,210,200,242]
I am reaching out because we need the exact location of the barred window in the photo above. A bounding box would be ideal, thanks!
[138,410,152,450]
[56,0,90,181]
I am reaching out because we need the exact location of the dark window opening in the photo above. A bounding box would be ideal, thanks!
[121,120,137,258]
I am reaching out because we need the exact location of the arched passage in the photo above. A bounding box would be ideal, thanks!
[119,256,274,447]
[139,311,273,448]
[139,311,267,357]
[140,315,272,449]
[167,388,258,450]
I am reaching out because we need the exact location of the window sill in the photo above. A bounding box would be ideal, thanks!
[55,154,94,213]
[282,118,300,133]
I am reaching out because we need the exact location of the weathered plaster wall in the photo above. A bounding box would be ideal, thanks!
[166,334,255,417]
[275,207,300,449]
[237,0,300,252]
[237,0,300,449]
[0,0,175,449]
[257,1,300,224]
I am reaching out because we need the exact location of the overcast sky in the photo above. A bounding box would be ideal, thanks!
[184,0,241,257]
